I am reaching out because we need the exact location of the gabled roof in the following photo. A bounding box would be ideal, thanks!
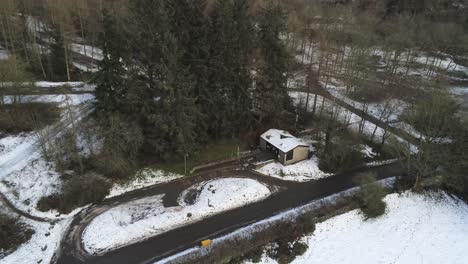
[260,129,309,153]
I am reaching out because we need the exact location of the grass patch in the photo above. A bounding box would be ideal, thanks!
[37,172,111,214]
[149,138,248,175]
[0,102,60,134]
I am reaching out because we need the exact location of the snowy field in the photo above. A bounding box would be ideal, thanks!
[0,93,94,219]
[2,93,95,107]
[450,86,468,96]
[257,157,330,182]
[289,91,418,153]
[72,61,99,73]
[70,43,104,61]
[246,191,468,264]
[83,178,273,254]
[0,46,9,60]
[0,81,96,92]
[0,206,71,264]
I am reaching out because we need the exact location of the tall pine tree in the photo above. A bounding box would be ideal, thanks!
[48,26,68,81]
[255,1,293,124]
[168,0,210,142]
[94,9,128,113]
[207,0,255,137]
[129,0,201,159]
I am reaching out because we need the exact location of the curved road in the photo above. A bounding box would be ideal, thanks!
[56,161,404,264]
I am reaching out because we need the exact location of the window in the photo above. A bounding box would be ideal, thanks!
[286,151,293,161]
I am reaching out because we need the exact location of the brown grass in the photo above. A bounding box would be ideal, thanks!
[0,102,60,134]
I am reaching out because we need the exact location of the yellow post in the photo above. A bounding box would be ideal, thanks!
[201,239,212,248]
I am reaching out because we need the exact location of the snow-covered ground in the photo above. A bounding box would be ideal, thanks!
[450,86,468,96]
[0,81,95,91]
[257,157,330,182]
[0,46,9,60]
[83,178,273,254]
[323,81,407,123]
[247,191,468,264]
[70,44,104,61]
[72,61,99,73]
[2,94,95,107]
[289,91,418,153]
[0,154,63,218]
[108,168,184,198]
[0,205,71,264]
[0,94,94,219]
[26,16,49,34]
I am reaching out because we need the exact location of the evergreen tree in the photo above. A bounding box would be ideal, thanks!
[93,9,128,113]
[48,26,68,81]
[207,0,254,137]
[168,0,210,142]
[129,0,201,159]
[255,2,293,124]
[229,0,255,134]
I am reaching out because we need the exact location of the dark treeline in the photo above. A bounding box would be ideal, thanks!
[94,0,293,161]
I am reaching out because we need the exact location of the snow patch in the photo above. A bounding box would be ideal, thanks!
[83,178,273,254]
[249,191,468,264]
[257,157,330,182]
[0,46,9,60]
[155,178,396,264]
[0,212,71,264]
[70,44,104,61]
[450,86,468,96]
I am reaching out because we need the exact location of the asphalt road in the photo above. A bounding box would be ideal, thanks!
[55,161,404,264]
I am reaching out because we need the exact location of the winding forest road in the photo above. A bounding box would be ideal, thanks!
[55,161,404,264]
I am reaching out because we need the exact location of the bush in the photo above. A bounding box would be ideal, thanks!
[358,173,387,219]
[38,173,111,214]
[297,215,316,235]
[242,246,264,263]
[269,240,309,264]
[291,241,308,257]
[46,131,85,174]
[0,102,60,134]
[0,214,34,254]
[90,114,143,179]
[319,141,365,173]
[91,152,137,179]
[265,217,314,264]
[402,94,460,138]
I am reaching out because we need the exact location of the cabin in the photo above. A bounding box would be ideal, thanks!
[259,129,310,165]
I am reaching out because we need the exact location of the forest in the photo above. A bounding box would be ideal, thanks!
[1,0,468,231]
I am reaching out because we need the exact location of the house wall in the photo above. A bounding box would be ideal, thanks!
[279,151,286,164]
[259,138,267,150]
[283,146,309,165]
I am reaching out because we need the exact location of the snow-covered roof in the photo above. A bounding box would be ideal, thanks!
[260,129,308,153]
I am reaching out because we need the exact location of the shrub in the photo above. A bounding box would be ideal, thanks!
[242,246,264,263]
[266,218,314,264]
[90,114,143,179]
[0,102,60,134]
[270,240,309,264]
[297,215,316,235]
[91,151,137,179]
[291,241,308,257]
[358,173,387,219]
[38,172,111,214]
[46,131,85,174]
[319,141,364,173]
[0,214,34,254]
[402,94,460,138]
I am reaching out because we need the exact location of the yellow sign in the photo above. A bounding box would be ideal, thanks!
[201,239,212,248]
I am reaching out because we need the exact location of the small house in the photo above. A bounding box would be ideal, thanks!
[259,129,310,165]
